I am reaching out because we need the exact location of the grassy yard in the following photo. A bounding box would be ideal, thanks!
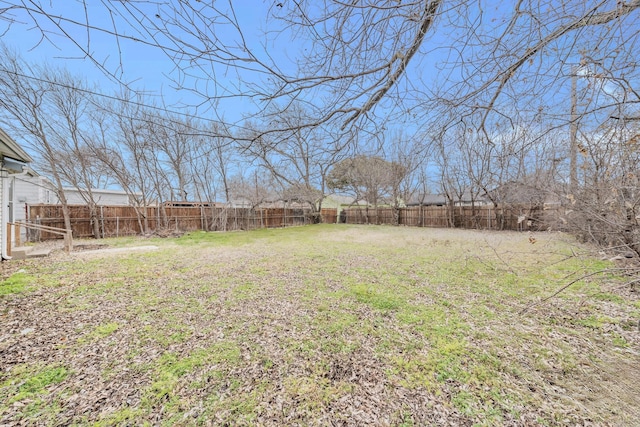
[1,224,639,426]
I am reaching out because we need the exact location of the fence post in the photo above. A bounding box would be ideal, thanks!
[64,229,73,253]
[6,223,12,257]
[100,206,105,238]
[14,223,21,247]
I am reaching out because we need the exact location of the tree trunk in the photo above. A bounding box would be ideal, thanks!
[90,204,101,238]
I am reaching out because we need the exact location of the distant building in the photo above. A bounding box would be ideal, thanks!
[13,172,142,218]
[408,190,489,207]
[485,181,559,207]
[162,201,227,208]
[406,194,447,207]
[322,194,368,208]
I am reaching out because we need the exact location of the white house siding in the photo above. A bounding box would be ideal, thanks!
[1,172,24,251]
[3,173,27,255]
[0,173,4,255]
[11,176,42,242]
[62,188,133,206]
[13,175,53,223]
[14,176,136,208]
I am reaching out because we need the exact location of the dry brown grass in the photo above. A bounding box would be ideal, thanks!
[1,224,639,426]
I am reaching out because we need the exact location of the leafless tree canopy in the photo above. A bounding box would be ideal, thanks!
[0,0,639,251]
[328,155,407,207]
[4,1,638,129]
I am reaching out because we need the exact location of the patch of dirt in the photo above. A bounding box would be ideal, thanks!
[73,243,110,251]
[69,245,159,258]
[148,228,186,238]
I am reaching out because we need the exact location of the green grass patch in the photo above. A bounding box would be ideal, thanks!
[593,292,627,304]
[351,283,405,311]
[572,314,616,329]
[0,272,33,296]
[1,364,70,405]
[139,341,242,414]
[77,322,120,345]
[91,406,145,426]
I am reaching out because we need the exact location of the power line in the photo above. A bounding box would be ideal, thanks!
[0,66,256,135]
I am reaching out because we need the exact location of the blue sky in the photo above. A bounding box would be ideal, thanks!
[2,0,637,140]
[2,0,638,198]
[0,1,537,124]
[1,1,280,125]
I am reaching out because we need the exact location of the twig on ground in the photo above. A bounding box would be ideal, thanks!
[482,236,517,275]
[519,269,610,315]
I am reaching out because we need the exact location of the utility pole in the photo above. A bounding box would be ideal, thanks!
[570,68,578,189]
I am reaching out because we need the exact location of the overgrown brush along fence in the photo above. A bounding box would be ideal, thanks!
[341,205,548,231]
[27,204,545,240]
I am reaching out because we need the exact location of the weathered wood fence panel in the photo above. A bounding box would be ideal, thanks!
[321,208,338,224]
[28,205,337,240]
[398,206,451,228]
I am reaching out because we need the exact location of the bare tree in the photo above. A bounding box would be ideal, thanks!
[96,93,161,233]
[384,132,430,224]
[2,1,638,137]
[0,45,76,233]
[327,155,407,224]
[190,122,236,204]
[88,101,156,234]
[142,112,195,202]
[227,170,278,210]
[434,135,469,228]
[561,118,640,256]
[42,68,112,238]
[238,104,350,221]
[0,1,440,130]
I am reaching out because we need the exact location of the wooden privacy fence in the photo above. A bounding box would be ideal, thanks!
[28,205,339,240]
[341,205,549,231]
[26,203,550,241]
